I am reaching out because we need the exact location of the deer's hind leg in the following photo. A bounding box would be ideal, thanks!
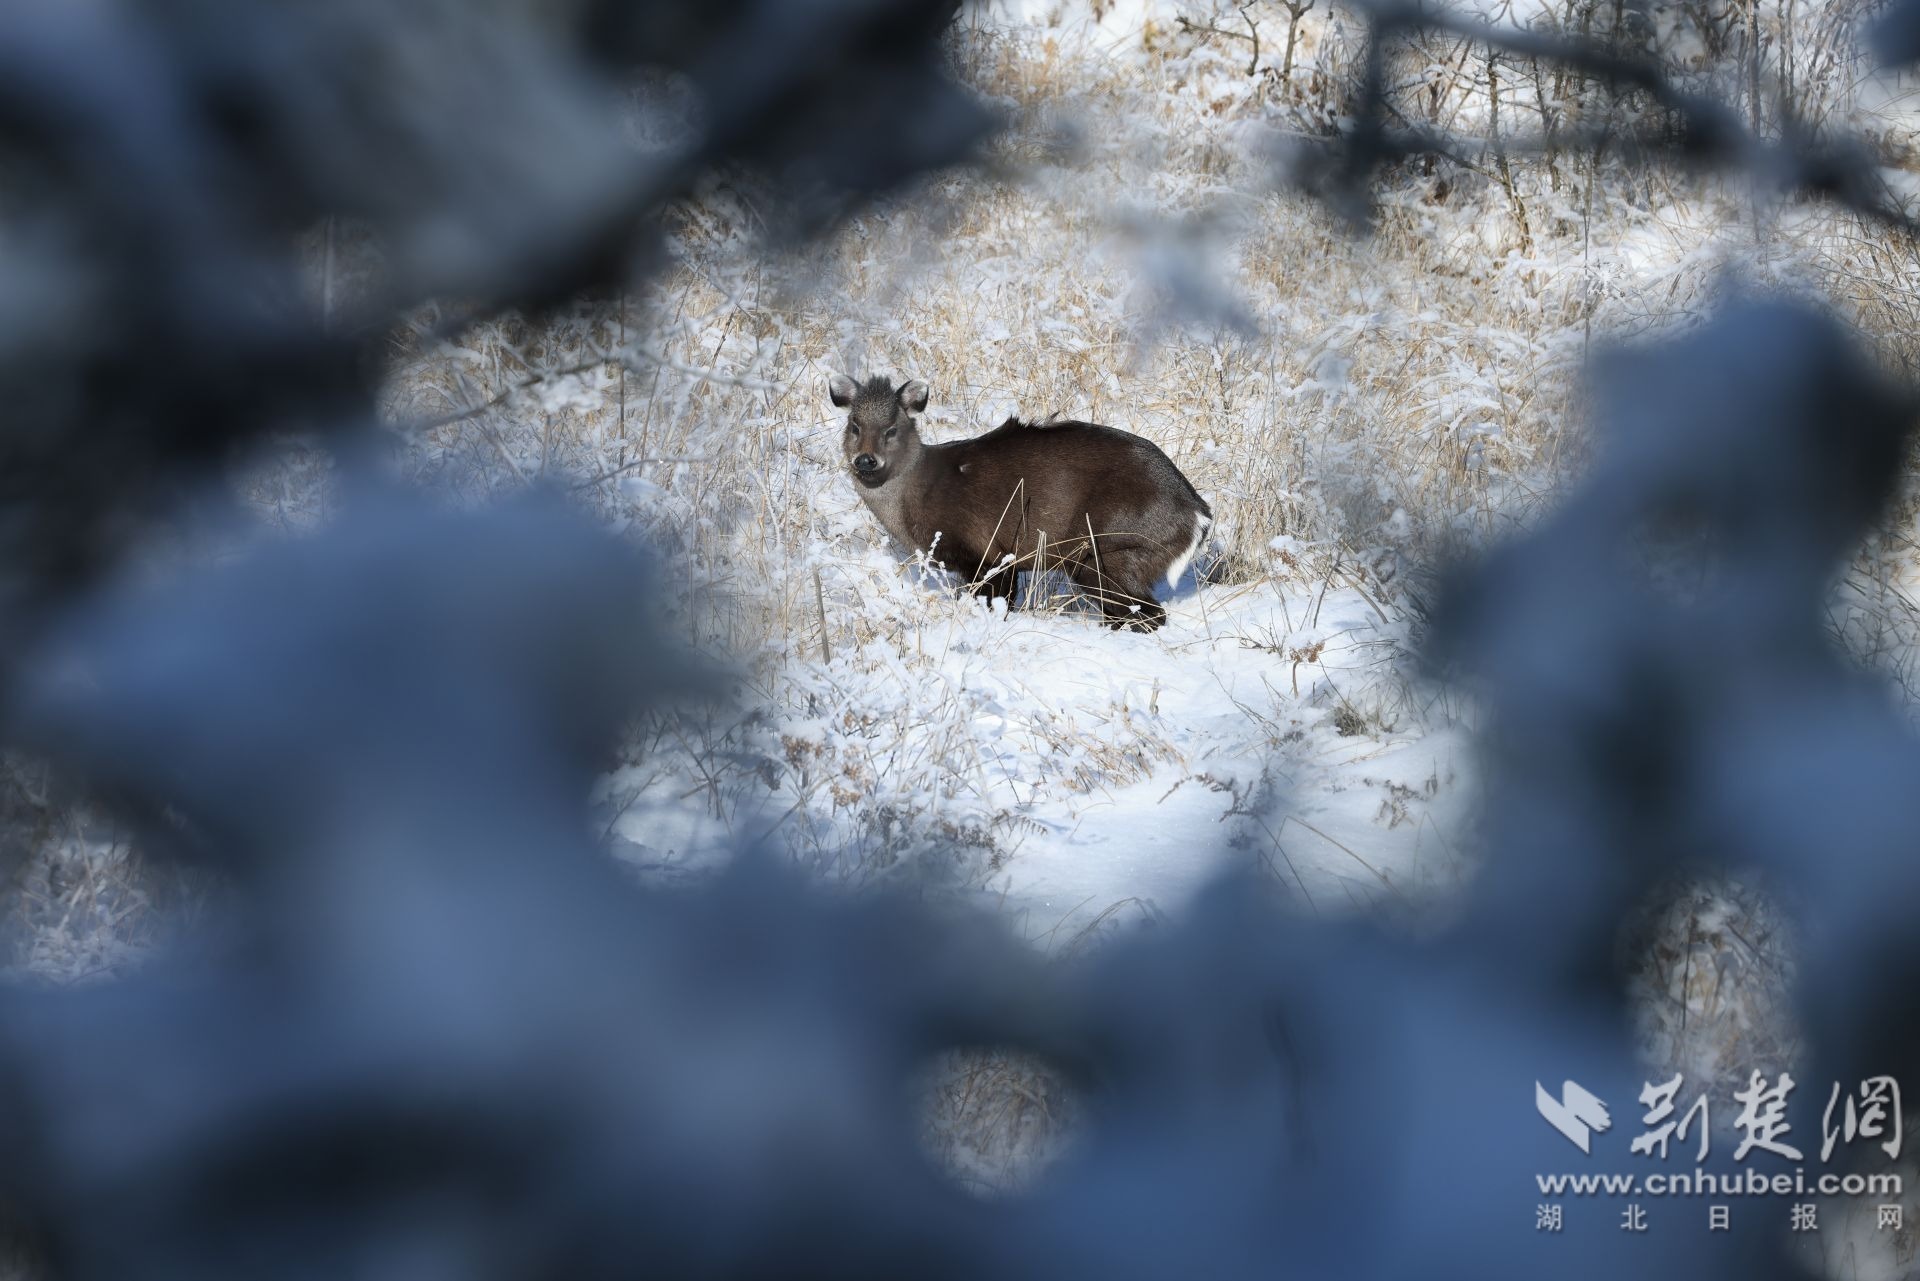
[1068,547,1167,632]
[969,553,1023,614]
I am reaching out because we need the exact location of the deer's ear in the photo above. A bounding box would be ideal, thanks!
[897,379,929,413]
[828,373,858,407]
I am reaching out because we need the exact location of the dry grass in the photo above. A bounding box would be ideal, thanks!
[919,1047,1084,1194]
[0,802,203,985]
[1622,872,1804,1124]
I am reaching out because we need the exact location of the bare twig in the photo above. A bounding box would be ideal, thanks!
[1178,14,1257,48]
[814,567,832,664]
[1281,0,1316,81]
[1293,0,1920,239]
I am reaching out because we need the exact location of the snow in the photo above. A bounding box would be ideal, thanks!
[594,550,1474,946]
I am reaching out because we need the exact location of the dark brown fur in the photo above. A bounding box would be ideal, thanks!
[829,373,1212,630]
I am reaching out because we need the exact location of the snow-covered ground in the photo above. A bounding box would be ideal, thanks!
[594,555,1473,944]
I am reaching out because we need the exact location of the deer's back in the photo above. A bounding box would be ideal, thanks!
[909,418,1206,564]
[939,420,1202,520]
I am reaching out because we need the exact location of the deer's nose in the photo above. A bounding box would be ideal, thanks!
[853,453,879,474]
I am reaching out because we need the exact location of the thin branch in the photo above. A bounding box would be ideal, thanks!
[1177,15,1258,46]
[1293,0,1920,239]
[411,359,607,432]
[404,346,775,435]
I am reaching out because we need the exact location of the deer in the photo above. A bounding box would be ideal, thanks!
[828,373,1212,631]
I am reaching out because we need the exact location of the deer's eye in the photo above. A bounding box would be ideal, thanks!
[883,427,898,441]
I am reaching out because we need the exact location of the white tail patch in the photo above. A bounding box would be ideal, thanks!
[1166,512,1211,588]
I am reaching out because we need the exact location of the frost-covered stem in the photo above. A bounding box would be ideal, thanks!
[1531,55,1561,192]
[1281,0,1315,82]
[616,292,628,469]
[1745,0,1770,249]
[1486,51,1534,255]
[1031,531,1048,610]
[814,567,831,664]
[417,359,607,430]
[1176,9,1264,74]
[1782,0,1797,114]
[1582,140,1595,360]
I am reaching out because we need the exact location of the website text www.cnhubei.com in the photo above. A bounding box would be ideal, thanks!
[1537,1169,1902,1198]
